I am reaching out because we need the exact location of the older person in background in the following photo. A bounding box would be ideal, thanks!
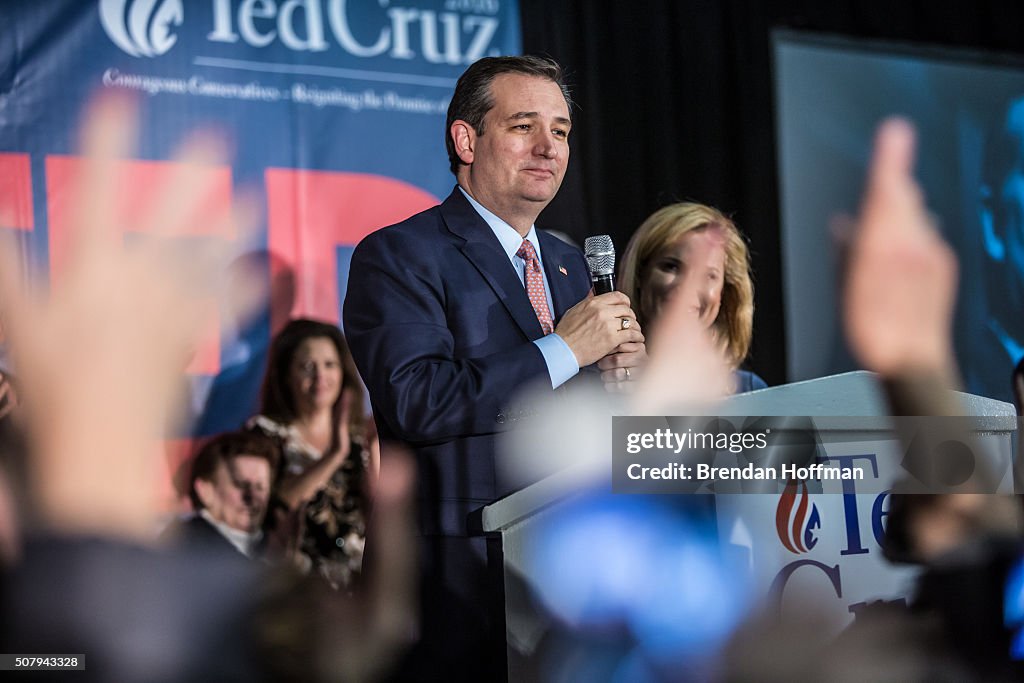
[249,318,376,589]
[617,202,766,394]
[161,430,277,560]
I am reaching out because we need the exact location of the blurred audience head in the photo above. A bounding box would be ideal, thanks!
[190,430,278,534]
[619,202,753,368]
[260,318,364,437]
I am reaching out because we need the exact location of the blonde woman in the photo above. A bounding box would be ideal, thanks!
[618,202,766,393]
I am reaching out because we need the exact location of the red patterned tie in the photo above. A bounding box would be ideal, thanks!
[516,239,554,335]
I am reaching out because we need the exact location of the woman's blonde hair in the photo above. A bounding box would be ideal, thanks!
[618,202,754,368]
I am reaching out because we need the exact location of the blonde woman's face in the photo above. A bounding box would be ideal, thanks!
[640,228,726,329]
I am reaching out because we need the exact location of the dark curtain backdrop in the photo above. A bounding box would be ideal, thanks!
[520,0,1024,385]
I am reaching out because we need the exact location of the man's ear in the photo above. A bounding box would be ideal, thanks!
[451,120,476,165]
[980,185,1006,262]
[193,478,217,512]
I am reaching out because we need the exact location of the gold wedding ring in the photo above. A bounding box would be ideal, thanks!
[620,317,632,330]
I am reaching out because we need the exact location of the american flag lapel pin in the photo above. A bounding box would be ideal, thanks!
[558,265,567,276]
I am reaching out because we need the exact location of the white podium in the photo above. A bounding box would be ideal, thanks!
[481,371,1017,681]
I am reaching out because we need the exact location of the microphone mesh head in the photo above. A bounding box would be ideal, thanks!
[584,234,615,276]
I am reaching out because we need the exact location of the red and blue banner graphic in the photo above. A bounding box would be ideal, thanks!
[0,0,521,499]
[775,478,820,554]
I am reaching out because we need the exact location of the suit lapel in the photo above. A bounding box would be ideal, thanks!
[538,230,581,322]
[440,189,545,341]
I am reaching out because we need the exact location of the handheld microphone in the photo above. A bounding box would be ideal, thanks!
[584,235,616,295]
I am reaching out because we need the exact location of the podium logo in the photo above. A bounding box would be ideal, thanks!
[100,0,184,57]
[776,479,820,554]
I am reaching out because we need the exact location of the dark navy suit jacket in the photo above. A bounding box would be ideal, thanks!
[343,187,592,537]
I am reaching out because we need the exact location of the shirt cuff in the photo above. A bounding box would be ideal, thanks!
[533,334,580,389]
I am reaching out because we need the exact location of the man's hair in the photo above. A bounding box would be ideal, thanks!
[445,55,573,175]
[189,430,279,510]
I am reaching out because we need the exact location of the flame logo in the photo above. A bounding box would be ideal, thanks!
[99,0,184,57]
[775,479,820,554]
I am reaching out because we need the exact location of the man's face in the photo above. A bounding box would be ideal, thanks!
[457,73,571,222]
[196,455,271,533]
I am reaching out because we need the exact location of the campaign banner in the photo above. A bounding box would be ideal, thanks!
[0,0,521,483]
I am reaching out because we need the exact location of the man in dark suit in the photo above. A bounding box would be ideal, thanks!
[343,56,646,680]
[161,431,277,560]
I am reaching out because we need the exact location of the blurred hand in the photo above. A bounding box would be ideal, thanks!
[0,372,16,422]
[0,95,259,540]
[632,289,732,414]
[308,444,416,681]
[336,387,354,461]
[0,466,16,566]
[843,118,958,378]
[555,291,644,367]
[597,340,647,394]
[629,227,734,411]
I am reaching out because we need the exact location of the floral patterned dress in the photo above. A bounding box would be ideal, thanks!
[248,415,369,590]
